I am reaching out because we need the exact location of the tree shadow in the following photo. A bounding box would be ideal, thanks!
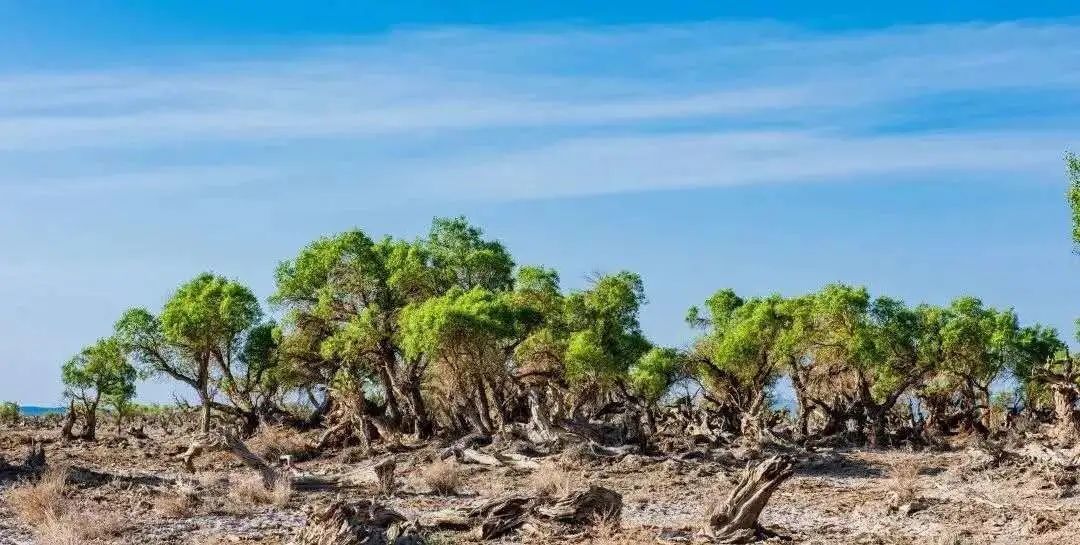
[795,453,885,479]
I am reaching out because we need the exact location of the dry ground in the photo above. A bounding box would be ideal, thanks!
[2,421,1079,544]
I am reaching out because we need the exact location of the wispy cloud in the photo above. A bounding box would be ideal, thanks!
[1,20,1078,200]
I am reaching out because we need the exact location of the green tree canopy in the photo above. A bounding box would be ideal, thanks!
[61,336,137,440]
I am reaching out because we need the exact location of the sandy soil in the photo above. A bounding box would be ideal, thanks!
[2,421,1079,545]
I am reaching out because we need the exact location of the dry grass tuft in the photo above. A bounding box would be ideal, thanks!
[885,460,923,513]
[6,466,68,525]
[249,425,310,460]
[421,460,460,495]
[74,509,129,540]
[228,475,292,507]
[529,463,574,497]
[155,481,200,518]
[31,512,79,545]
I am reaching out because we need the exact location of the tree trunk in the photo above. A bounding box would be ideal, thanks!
[739,392,765,440]
[292,499,413,545]
[60,399,76,440]
[406,384,432,439]
[527,386,559,444]
[199,394,212,433]
[376,347,403,429]
[473,380,495,433]
[866,407,886,449]
[706,455,794,543]
[795,392,810,439]
[1052,383,1080,441]
[79,396,99,441]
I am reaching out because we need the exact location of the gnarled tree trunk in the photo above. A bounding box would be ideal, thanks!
[292,499,416,545]
[1051,382,1080,441]
[706,455,794,543]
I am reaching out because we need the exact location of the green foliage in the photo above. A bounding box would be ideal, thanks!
[561,272,651,386]
[61,336,137,406]
[938,296,1017,387]
[1011,324,1065,385]
[426,216,514,292]
[113,307,173,377]
[630,347,685,403]
[161,272,262,353]
[692,291,792,397]
[1067,151,1080,249]
[0,401,18,423]
[400,287,517,362]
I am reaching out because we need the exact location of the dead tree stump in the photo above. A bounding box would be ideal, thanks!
[178,431,284,489]
[422,485,623,539]
[706,455,794,543]
[23,441,46,471]
[291,499,414,545]
[462,495,530,539]
[535,485,622,523]
[374,456,396,496]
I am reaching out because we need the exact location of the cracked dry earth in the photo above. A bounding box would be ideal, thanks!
[3,424,1080,545]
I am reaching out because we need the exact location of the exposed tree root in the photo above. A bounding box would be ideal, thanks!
[706,455,794,544]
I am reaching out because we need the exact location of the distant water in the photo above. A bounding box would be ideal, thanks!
[19,406,66,416]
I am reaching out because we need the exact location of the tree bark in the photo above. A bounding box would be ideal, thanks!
[292,499,413,545]
[60,399,76,440]
[706,455,794,544]
[196,388,213,433]
[79,401,98,441]
[1051,383,1080,441]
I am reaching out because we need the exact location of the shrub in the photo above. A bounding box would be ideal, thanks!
[529,463,574,497]
[155,481,200,518]
[884,460,921,512]
[421,460,460,495]
[249,425,310,460]
[228,475,292,507]
[0,401,18,423]
[6,466,67,525]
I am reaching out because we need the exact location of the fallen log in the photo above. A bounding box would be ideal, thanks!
[446,447,542,471]
[534,485,622,524]
[462,448,504,467]
[467,495,535,540]
[706,455,794,544]
[423,485,623,539]
[291,499,419,545]
[588,442,640,458]
[1010,442,1080,469]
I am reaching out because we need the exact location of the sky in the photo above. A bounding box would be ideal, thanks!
[1,2,1079,405]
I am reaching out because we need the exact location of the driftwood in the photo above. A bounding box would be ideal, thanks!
[423,485,622,539]
[706,455,794,544]
[178,431,283,488]
[443,446,542,471]
[0,442,48,479]
[467,495,535,540]
[588,441,640,458]
[534,485,622,523]
[187,431,420,493]
[1011,442,1080,469]
[291,499,420,545]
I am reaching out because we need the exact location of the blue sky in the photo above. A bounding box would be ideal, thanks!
[1,2,1079,405]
